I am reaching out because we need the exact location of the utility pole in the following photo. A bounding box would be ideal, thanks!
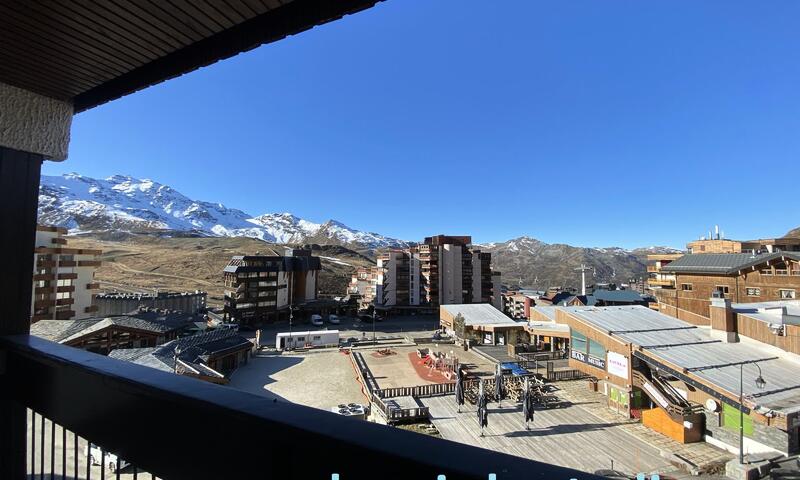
[574,264,591,296]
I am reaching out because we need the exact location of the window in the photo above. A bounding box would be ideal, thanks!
[570,330,587,353]
[715,286,729,294]
[312,336,321,340]
[588,339,606,359]
[746,288,761,297]
[681,284,693,291]
[761,269,773,276]
[779,289,796,299]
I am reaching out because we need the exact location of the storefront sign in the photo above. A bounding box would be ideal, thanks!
[571,349,605,369]
[606,351,628,379]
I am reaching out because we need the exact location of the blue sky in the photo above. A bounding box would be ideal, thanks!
[45,0,800,248]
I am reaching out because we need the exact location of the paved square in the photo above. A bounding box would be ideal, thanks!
[422,394,674,475]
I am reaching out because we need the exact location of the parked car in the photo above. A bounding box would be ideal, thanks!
[327,314,340,325]
[310,314,324,326]
[85,444,129,473]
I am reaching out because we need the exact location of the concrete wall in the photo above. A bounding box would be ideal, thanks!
[0,81,72,160]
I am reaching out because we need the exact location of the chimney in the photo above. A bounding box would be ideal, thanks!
[709,297,738,343]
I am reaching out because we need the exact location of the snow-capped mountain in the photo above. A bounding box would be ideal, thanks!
[38,173,408,249]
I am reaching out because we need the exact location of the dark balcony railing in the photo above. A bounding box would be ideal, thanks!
[0,334,600,480]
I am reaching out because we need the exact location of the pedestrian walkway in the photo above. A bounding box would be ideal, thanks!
[553,380,733,473]
[422,394,674,475]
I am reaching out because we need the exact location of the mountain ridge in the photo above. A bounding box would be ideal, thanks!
[38,173,408,250]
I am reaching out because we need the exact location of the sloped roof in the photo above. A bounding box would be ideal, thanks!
[109,329,253,378]
[31,313,195,344]
[440,304,522,327]
[660,252,800,275]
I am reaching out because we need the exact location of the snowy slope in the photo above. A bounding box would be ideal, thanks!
[38,173,408,248]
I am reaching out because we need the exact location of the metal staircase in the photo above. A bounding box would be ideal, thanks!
[631,368,704,422]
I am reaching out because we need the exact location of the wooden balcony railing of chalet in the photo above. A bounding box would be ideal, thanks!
[0,335,599,480]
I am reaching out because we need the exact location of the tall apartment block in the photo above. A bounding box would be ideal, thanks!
[31,225,101,322]
[223,248,320,325]
[374,235,501,310]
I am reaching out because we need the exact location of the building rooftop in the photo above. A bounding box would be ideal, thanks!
[558,305,800,415]
[440,303,522,327]
[529,306,557,321]
[660,252,800,275]
[733,300,800,326]
[109,329,253,378]
[31,312,195,344]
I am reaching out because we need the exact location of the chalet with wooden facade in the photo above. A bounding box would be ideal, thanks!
[109,329,254,384]
[30,309,198,355]
[652,252,800,325]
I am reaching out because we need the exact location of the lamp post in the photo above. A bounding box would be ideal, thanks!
[372,307,377,345]
[288,305,294,351]
[739,362,767,464]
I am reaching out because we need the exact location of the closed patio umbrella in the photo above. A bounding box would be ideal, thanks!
[477,379,488,437]
[455,368,465,413]
[523,376,535,430]
[494,364,504,406]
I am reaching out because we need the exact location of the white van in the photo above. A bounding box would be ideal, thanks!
[310,314,324,326]
[327,314,340,325]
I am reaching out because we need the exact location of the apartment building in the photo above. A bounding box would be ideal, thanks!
[652,252,800,325]
[222,248,320,325]
[373,235,501,310]
[687,235,800,254]
[347,266,379,310]
[31,225,101,322]
[501,291,537,319]
[645,253,684,293]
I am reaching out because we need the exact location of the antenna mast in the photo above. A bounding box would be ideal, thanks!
[574,264,591,296]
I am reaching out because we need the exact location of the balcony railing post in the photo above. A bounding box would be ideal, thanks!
[0,147,42,480]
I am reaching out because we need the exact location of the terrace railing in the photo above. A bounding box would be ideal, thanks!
[0,334,600,480]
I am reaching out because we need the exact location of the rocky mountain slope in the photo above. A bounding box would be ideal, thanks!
[480,236,682,290]
[39,173,407,250]
[66,234,375,306]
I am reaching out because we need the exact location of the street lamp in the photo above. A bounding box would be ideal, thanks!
[739,362,767,464]
[288,305,294,351]
[372,307,377,345]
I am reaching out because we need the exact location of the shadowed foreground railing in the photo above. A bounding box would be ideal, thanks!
[0,335,602,480]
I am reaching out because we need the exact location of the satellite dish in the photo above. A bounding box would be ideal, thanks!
[705,399,719,412]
